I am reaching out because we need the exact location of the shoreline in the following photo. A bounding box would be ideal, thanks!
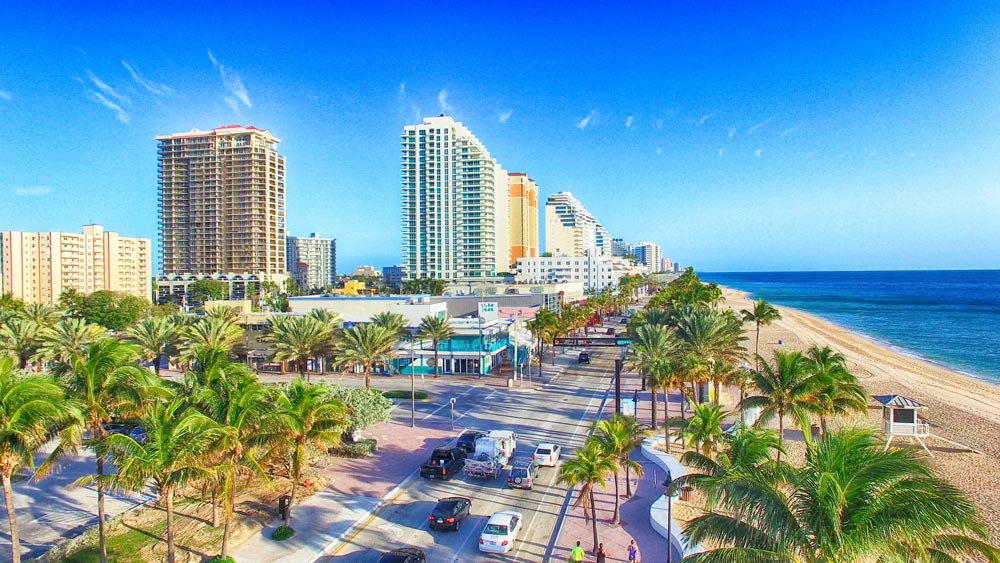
[719,286,1000,539]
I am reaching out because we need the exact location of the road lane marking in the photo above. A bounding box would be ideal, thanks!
[421,385,479,421]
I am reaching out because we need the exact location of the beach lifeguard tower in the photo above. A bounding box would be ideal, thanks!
[874,394,932,456]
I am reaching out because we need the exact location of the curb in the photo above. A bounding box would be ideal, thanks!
[640,436,703,557]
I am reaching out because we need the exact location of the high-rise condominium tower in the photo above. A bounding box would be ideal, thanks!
[1,224,151,306]
[544,191,612,257]
[401,116,510,280]
[508,173,539,267]
[287,233,336,292]
[157,125,286,278]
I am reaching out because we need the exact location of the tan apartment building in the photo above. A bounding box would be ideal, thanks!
[157,125,286,279]
[1,225,152,305]
[508,173,539,268]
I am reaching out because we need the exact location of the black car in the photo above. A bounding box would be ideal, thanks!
[456,430,486,453]
[578,352,591,364]
[378,547,426,563]
[428,496,472,531]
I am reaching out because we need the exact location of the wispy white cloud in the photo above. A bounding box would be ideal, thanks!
[437,88,453,113]
[698,113,714,126]
[781,125,799,137]
[655,147,664,155]
[576,109,597,130]
[0,90,10,101]
[208,49,252,111]
[625,116,634,128]
[398,82,406,100]
[755,148,763,158]
[748,117,773,136]
[86,70,130,106]
[498,109,513,123]
[718,148,724,158]
[728,126,737,140]
[655,118,664,129]
[13,186,53,196]
[86,91,130,123]
[121,61,173,96]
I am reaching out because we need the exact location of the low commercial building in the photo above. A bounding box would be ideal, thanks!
[287,294,445,326]
[514,256,629,293]
[155,272,265,306]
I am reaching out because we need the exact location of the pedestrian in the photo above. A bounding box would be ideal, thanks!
[569,540,585,562]
[596,542,608,563]
[628,538,640,562]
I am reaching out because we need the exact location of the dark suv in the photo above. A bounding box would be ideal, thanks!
[428,496,472,531]
[578,352,590,364]
[456,430,486,454]
[378,548,426,563]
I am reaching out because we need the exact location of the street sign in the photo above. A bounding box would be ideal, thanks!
[553,337,633,347]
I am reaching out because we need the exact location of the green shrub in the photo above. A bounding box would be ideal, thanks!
[329,439,377,458]
[271,525,295,541]
[382,390,429,400]
[209,556,236,563]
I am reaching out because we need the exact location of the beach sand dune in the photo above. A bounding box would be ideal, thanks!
[722,288,1000,540]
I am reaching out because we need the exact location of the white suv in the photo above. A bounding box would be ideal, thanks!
[479,511,523,553]
[532,443,561,467]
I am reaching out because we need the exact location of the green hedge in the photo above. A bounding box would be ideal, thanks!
[329,439,378,458]
[382,390,429,400]
[271,525,295,541]
[209,556,236,563]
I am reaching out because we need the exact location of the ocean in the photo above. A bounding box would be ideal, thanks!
[698,270,1000,384]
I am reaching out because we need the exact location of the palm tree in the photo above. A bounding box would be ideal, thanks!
[126,316,180,376]
[672,306,746,407]
[557,441,616,553]
[35,317,105,366]
[0,358,76,563]
[370,312,407,375]
[52,338,160,563]
[340,323,397,389]
[17,303,61,327]
[0,319,42,369]
[270,379,347,528]
[805,345,867,435]
[180,316,244,361]
[680,424,784,511]
[592,415,645,523]
[740,350,819,459]
[740,299,781,371]
[267,316,336,381]
[628,323,676,428]
[681,402,731,457]
[417,315,454,379]
[95,399,221,563]
[682,428,999,563]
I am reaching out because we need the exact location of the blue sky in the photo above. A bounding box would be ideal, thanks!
[2,1,999,273]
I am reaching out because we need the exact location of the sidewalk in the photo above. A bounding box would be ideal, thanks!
[550,363,680,562]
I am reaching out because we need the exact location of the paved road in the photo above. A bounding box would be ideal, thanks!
[318,348,616,562]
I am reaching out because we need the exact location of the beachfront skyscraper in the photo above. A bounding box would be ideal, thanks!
[1,224,152,305]
[401,116,510,280]
[544,191,612,257]
[156,125,286,278]
[507,173,539,267]
[632,241,663,272]
[287,233,337,292]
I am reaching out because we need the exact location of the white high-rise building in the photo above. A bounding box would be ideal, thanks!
[632,241,663,272]
[287,233,336,292]
[401,116,510,281]
[544,191,611,257]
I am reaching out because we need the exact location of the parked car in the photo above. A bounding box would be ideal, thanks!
[378,547,426,563]
[128,425,148,444]
[479,511,523,553]
[578,352,590,364]
[507,458,539,490]
[606,327,615,335]
[456,430,486,454]
[428,496,472,531]
[532,443,562,467]
[420,447,466,480]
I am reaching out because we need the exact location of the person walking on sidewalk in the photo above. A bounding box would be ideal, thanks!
[595,542,609,563]
[569,540,586,562]
[628,538,640,562]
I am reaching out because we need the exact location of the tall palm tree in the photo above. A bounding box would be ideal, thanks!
[740,299,782,371]
[740,350,819,459]
[417,315,454,379]
[51,338,160,563]
[94,399,221,563]
[628,323,676,428]
[126,316,180,376]
[557,441,616,553]
[306,308,342,329]
[340,323,397,389]
[35,317,105,366]
[269,379,347,528]
[592,415,645,523]
[0,359,76,563]
[805,345,867,435]
[680,424,784,511]
[681,402,731,457]
[682,428,999,563]
[672,306,746,407]
[180,316,245,363]
[17,303,61,328]
[0,319,42,369]
[370,312,407,375]
[267,316,336,381]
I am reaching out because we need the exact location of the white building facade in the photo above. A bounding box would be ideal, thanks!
[401,116,510,282]
[632,241,663,272]
[515,255,624,293]
[287,233,336,291]
[544,191,611,257]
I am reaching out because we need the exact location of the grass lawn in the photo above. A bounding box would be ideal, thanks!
[381,390,429,400]
[63,519,167,563]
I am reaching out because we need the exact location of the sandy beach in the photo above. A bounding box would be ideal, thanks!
[719,287,1000,540]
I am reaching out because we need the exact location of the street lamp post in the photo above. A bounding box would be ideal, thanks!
[449,397,456,430]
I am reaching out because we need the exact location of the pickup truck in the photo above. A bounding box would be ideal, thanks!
[419,448,466,480]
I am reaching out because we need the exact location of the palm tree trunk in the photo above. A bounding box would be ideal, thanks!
[286,445,302,528]
[154,353,162,376]
[663,386,671,454]
[624,460,632,498]
[590,488,599,552]
[212,485,219,527]
[300,359,308,382]
[776,413,784,462]
[97,456,108,563]
[754,324,761,371]
[221,474,234,558]
[165,485,176,563]
[713,380,720,406]
[611,470,621,525]
[364,363,372,389]
[2,472,21,563]
[650,383,658,428]
[433,343,440,378]
[820,415,828,438]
